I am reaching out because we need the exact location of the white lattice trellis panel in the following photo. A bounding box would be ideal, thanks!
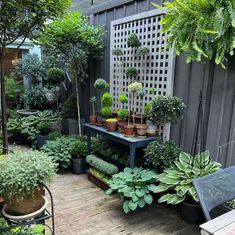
[110,9,175,139]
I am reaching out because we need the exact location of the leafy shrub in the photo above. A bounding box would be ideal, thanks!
[112,48,123,56]
[101,107,113,118]
[137,47,150,56]
[37,122,51,135]
[91,135,108,154]
[147,96,185,125]
[41,137,77,168]
[61,95,78,119]
[119,94,128,104]
[126,67,138,78]
[46,67,64,86]
[0,150,57,202]
[71,140,88,157]
[22,87,49,110]
[155,0,235,67]
[5,75,23,100]
[7,115,22,134]
[86,154,118,176]
[144,139,182,170]
[144,102,152,116]
[107,167,158,213]
[127,33,141,48]
[48,131,63,141]
[94,78,107,90]
[155,151,221,204]
[101,92,113,107]
[117,109,128,120]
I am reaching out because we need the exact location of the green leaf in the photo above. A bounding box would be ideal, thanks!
[179,152,192,165]
[128,200,138,211]
[154,184,171,193]
[123,200,131,213]
[136,189,145,197]
[106,189,113,195]
[158,194,171,204]
[137,198,145,208]
[144,194,153,205]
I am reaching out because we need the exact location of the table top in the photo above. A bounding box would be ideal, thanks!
[84,123,157,144]
[200,209,235,235]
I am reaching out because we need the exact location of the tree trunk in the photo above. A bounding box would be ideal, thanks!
[75,77,81,136]
[0,49,8,152]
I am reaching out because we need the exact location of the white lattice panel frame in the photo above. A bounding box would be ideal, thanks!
[110,9,175,140]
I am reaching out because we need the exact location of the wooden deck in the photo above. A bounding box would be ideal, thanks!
[49,173,200,235]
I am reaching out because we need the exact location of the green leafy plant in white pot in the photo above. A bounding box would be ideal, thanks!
[0,150,57,216]
[155,151,221,224]
[107,167,158,213]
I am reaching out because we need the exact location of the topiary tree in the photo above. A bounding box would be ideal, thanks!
[39,12,104,136]
[0,0,71,151]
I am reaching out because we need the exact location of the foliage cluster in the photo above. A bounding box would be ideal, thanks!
[117,109,129,120]
[71,139,88,157]
[46,67,64,87]
[127,33,141,48]
[5,76,23,100]
[89,167,110,184]
[61,95,78,119]
[126,67,138,78]
[94,78,107,90]
[107,167,158,213]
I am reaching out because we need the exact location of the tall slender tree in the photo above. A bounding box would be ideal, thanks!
[0,0,71,151]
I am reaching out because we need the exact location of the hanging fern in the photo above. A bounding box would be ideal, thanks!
[154,0,235,68]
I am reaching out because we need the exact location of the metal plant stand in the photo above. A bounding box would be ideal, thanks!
[84,123,156,168]
[0,184,55,235]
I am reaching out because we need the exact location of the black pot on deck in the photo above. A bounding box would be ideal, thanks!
[180,201,205,225]
[37,134,48,149]
[72,158,86,175]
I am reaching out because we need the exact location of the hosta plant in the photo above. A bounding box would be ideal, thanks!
[106,167,158,213]
[155,151,221,205]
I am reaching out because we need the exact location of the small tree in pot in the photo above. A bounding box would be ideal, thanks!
[90,96,97,125]
[101,92,113,127]
[117,94,128,132]
[71,139,88,175]
[0,150,56,216]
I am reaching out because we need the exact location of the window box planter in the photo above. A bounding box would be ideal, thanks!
[87,170,109,191]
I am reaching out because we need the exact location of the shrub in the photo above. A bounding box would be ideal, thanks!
[7,115,22,134]
[137,47,150,56]
[128,82,142,92]
[22,86,49,110]
[117,109,128,120]
[0,150,57,202]
[126,67,138,78]
[144,139,182,170]
[41,137,77,169]
[91,135,108,154]
[94,78,107,90]
[101,92,113,107]
[46,67,64,86]
[155,151,222,205]
[127,33,141,48]
[5,75,23,100]
[71,140,88,157]
[148,96,185,125]
[112,48,123,56]
[48,131,63,141]
[61,95,78,119]
[86,155,118,176]
[101,106,113,118]
[107,167,158,213]
[119,94,128,104]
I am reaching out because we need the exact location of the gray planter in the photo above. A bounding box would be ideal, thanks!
[36,134,48,149]
[63,118,85,135]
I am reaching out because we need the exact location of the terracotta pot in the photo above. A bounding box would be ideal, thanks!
[123,125,134,137]
[102,119,107,129]
[96,114,103,127]
[136,124,148,137]
[90,115,97,125]
[6,186,44,215]
[117,120,127,133]
[106,120,117,132]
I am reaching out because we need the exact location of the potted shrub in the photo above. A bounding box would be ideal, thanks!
[127,33,141,69]
[155,151,221,224]
[0,150,56,216]
[106,118,118,132]
[144,102,156,137]
[101,92,113,127]
[90,96,97,125]
[71,139,88,175]
[36,122,51,149]
[106,167,158,213]
[61,95,78,135]
[117,94,128,132]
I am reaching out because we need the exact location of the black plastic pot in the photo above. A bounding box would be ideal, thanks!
[72,158,86,175]
[37,134,48,149]
[180,201,205,225]
[152,192,170,208]
[13,133,27,144]
[211,204,231,219]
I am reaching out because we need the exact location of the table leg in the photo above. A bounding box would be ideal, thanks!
[87,130,91,154]
[129,146,136,168]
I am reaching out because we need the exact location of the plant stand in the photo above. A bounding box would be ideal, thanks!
[0,184,55,235]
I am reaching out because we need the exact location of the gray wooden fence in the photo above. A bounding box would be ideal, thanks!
[86,0,235,167]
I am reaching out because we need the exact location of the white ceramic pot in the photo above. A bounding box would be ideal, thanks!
[146,120,157,137]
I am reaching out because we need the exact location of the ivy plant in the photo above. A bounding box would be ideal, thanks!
[155,151,221,204]
[107,167,158,213]
[154,0,235,67]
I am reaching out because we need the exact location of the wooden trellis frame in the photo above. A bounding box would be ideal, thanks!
[110,9,175,139]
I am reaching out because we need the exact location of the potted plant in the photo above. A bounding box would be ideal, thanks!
[90,96,97,125]
[155,151,221,224]
[44,67,64,103]
[136,89,148,137]
[94,78,108,126]
[0,150,56,216]
[36,122,51,149]
[71,139,88,175]
[126,67,138,83]
[106,167,158,213]
[144,102,156,137]
[127,33,141,69]
[106,118,118,132]
[101,92,113,127]
[61,95,78,135]
[117,94,128,132]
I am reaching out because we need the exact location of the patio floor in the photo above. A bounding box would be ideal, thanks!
[50,172,200,235]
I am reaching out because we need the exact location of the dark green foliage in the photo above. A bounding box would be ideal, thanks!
[137,47,150,56]
[41,136,77,168]
[7,114,22,134]
[101,92,113,107]
[106,167,158,213]
[101,107,113,118]
[91,135,108,154]
[126,67,138,78]
[144,139,182,169]
[112,48,123,56]
[94,78,107,90]
[46,67,64,86]
[37,122,51,135]
[61,95,78,119]
[86,154,118,176]
[48,131,63,141]
[22,87,49,110]
[5,75,23,100]
[155,0,235,67]
[148,96,185,125]
[127,33,141,48]
[71,139,88,157]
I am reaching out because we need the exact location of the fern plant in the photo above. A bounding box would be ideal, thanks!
[154,0,235,67]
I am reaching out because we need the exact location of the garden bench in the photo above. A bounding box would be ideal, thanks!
[200,209,235,235]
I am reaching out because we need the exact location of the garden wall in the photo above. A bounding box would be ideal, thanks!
[87,0,235,167]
